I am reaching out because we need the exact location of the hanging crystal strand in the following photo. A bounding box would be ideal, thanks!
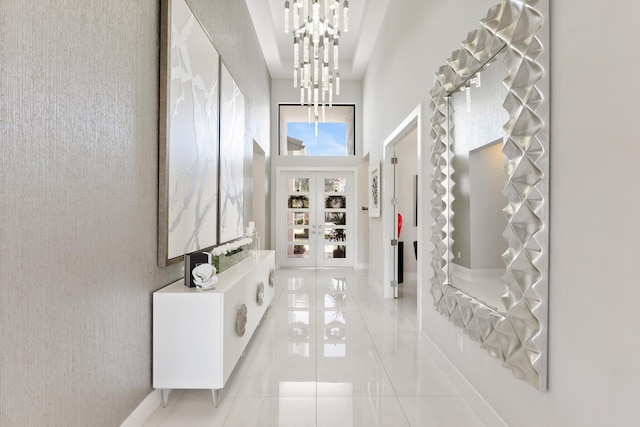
[303,34,309,64]
[313,58,319,86]
[343,0,348,32]
[322,63,329,91]
[333,3,339,31]
[312,1,320,35]
[303,0,309,23]
[314,84,319,118]
[293,1,299,29]
[293,37,299,89]
[307,104,311,123]
[324,0,329,21]
[333,38,339,70]
[323,31,329,63]
[336,71,340,95]
[329,74,333,106]
[322,91,326,121]
[300,86,305,105]
[284,1,290,33]
[303,62,310,88]
[312,6,319,54]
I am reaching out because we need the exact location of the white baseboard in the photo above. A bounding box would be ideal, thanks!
[419,332,508,427]
[121,389,166,427]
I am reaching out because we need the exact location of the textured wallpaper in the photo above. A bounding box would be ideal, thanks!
[0,0,270,425]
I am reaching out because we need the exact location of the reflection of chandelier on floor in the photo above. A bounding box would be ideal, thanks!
[284,0,348,134]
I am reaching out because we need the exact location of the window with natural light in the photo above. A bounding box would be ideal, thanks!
[279,104,355,156]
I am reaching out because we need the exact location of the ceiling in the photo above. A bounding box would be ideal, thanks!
[245,0,390,80]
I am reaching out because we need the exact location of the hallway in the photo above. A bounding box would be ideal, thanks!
[144,269,485,426]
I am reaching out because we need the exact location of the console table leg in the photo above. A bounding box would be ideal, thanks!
[212,389,220,407]
[160,389,169,408]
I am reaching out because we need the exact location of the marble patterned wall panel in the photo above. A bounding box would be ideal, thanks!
[160,0,219,263]
[219,63,245,244]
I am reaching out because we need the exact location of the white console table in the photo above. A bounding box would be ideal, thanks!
[153,250,275,407]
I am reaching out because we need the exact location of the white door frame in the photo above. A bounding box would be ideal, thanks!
[276,166,358,269]
[382,104,427,329]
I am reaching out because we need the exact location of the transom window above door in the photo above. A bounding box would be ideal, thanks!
[279,104,355,156]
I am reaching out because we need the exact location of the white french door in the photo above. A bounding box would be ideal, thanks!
[278,170,354,268]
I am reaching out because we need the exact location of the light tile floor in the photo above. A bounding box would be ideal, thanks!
[144,269,486,427]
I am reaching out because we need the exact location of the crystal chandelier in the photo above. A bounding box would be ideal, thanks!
[284,0,348,133]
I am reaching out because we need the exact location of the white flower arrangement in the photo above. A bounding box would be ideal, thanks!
[211,237,253,257]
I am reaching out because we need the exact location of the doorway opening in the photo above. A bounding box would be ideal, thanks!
[276,168,356,268]
[381,105,425,328]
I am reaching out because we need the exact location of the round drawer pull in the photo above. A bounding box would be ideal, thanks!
[269,268,275,287]
[256,282,265,306]
[236,304,248,337]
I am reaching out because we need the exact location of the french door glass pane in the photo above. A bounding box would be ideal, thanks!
[324,227,346,242]
[324,244,346,259]
[288,178,310,192]
[324,212,346,225]
[288,228,309,241]
[325,195,346,208]
[288,244,310,258]
[325,178,347,193]
[288,195,309,208]
[287,212,310,226]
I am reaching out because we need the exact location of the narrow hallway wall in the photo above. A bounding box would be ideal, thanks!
[0,1,270,425]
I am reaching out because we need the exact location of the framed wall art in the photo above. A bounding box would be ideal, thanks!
[368,162,381,218]
[158,0,220,266]
[218,63,246,244]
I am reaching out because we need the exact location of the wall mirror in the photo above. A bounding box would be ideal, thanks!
[449,54,509,313]
[428,0,549,390]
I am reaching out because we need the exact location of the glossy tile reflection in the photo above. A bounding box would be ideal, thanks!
[143,269,486,427]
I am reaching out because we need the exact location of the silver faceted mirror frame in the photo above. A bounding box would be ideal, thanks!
[429,0,549,390]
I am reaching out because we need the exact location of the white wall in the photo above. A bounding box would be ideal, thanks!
[363,1,640,426]
[358,156,370,268]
